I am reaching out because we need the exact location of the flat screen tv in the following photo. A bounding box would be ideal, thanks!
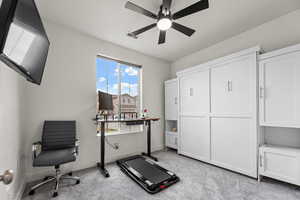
[0,0,50,85]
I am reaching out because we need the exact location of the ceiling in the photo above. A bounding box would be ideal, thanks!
[36,0,300,62]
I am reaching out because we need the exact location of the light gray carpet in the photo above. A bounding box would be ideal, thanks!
[22,150,300,200]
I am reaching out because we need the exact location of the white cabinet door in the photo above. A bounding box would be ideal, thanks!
[211,118,257,177]
[180,70,210,116]
[260,51,300,127]
[165,81,178,120]
[180,116,210,161]
[211,56,254,115]
[259,146,300,185]
[166,132,178,149]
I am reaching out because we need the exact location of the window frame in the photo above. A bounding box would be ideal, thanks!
[96,55,143,136]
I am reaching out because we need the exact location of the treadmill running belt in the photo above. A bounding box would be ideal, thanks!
[125,158,171,184]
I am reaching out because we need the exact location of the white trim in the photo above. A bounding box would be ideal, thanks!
[260,123,300,129]
[164,78,177,85]
[97,129,143,137]
[14,179,26,200]
[176,46,261,77]
[165,131,177,135]
[210,114,253,119]
[179,153,257,178]
[180,113,253,118]
[210,159,257,178]
[259,43,300,60]
[180,114,209,118]
[179,152,210,164]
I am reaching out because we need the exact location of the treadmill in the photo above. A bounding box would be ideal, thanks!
[117,155,180,194]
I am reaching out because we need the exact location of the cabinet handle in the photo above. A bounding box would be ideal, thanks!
[259,87,264,98]
[259,154,265,169]
[175,138,178,146]
[227,80,233,92]
[175,97,178,105]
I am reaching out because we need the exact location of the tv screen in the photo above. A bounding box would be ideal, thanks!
[0,0,50,85]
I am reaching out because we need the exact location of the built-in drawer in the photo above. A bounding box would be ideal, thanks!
[259,145,300,186]
[166,131,178,149]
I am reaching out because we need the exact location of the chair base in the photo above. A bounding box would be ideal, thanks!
[29,166,80,198]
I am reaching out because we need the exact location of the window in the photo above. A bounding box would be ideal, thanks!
[96,56,142,134]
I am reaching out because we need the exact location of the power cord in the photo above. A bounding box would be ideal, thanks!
[105,138,119,150]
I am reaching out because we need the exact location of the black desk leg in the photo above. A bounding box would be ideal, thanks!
[142,120,158,162]
[97,121,110,177]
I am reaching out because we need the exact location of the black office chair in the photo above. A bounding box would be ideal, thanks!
[29,121,80,197]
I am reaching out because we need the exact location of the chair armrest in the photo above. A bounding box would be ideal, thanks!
[74,139,79,156]
[32,141,42,159]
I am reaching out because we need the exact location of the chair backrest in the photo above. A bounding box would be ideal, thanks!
[42,121,76,151]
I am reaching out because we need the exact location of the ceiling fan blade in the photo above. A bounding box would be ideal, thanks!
[125,1,157,19]
[158,31,166,44]
[172,0,209,20]
[172,22,195,37]
[127,23,157,38]
[163,0,172,10]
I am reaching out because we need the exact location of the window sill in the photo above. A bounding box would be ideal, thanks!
[97,130,143,137]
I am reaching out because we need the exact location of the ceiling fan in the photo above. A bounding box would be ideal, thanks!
[125,0,209,44]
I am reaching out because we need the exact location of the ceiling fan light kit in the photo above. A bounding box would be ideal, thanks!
[157,18,172,31]
[125,0,209,44]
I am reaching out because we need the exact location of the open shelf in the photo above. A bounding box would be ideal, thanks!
[165,120,177,133]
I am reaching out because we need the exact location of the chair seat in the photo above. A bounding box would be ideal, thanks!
[33,148,76,167]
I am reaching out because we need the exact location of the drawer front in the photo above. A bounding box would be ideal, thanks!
[166,132,178,149]
[260,150,300,184]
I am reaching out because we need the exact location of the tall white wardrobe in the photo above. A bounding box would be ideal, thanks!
[177,47,260,178]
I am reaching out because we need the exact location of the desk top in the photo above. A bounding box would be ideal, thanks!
[93,117,160,123]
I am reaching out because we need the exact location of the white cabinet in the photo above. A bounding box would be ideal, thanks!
[165,79,178,149]
[180,70,210,116]
[259,45,300,128]
[180,116,210,161]
[211,118,257,177]
[211,56,255,115]
[259,145,300,186]
[177,47,259,178]
[179,69,210,161]
[165,79,178,120]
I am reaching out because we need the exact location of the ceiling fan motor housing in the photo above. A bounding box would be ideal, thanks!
[159,5,171,19]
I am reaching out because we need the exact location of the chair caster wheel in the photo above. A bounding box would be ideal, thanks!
[76,180,80,184]
[53,192,58,198]
[68,172,73,176]
[29,190,35,196]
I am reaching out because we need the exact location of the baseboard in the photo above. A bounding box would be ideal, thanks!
[14,178,26,200]
[25,145,165,184]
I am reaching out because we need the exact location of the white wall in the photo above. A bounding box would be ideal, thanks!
[0,63,26,200]
[171,9,300,77]
[22,20,171,181]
